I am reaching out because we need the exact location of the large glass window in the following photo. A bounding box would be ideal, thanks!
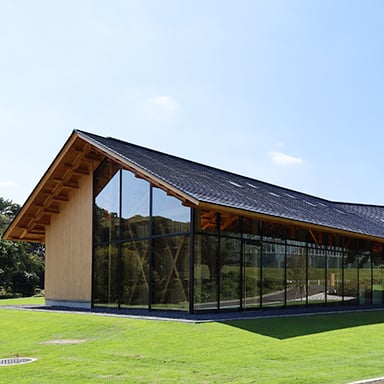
[194,234,218,311]
[286,245,307,306]
[121,171,150,241]
[359,241,372,305]
[94,160,191,311]
[152,188,190,235]
[261,242,285,307]
[344,242,358,304]
[307,246,326,305]
[243,239,261,309]
[93,244,119,307]
[120,240,149,308]
[327,248,343,305]
[152,235,190,310]
[93,159,121,307]
[372,243,384,304]
[94,162,384,314]
[219,237,241,309]
[94,160,120,244]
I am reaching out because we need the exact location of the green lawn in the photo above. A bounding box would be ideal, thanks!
[0,296,45,306]
[0,298,384,383]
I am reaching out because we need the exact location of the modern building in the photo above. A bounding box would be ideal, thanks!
[4,130,384,313]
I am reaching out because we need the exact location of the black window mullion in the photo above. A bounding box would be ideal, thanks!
[216,213,221,312]
[357,240,360,305]
[370,242,374,305]
[189,208,195,314]
[117,168,123,309]
[342,237,345,305]
[148,186,153,311]
[259,220,263,309]
[305,230,309,306]
[239,217,244,311]
[284,227,287,307]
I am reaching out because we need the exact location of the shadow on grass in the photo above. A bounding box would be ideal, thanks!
[223,310,384,339]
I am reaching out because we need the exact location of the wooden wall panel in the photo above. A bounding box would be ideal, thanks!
[45,173,93,304]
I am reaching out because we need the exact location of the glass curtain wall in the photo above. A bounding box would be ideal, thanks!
[93,160,190,310]
[193,210,383,312]
[94,162,383,313]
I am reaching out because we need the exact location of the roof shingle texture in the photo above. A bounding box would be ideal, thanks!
[79,130,384,239]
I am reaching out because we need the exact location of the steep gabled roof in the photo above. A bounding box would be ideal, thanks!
[78,130,384,240]
[4,129,384,243]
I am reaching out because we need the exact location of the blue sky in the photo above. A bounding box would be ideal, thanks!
[1,1,384,206]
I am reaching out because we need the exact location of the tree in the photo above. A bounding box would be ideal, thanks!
[0,197,45,296]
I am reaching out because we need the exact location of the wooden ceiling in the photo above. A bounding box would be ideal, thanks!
[4,134,104,243]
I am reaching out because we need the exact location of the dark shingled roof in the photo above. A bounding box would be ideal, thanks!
[79,130,384,239]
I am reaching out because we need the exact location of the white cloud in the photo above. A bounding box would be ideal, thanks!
[268,151,304,165]
[146,96,178,112]
[0,181,16,188]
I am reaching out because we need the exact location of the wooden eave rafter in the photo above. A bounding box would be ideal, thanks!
[3,132,103,243]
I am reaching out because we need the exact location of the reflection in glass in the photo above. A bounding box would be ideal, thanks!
[327,249,343,305]
[152,235,190,310]
[220,238,241,309]
[372,245,384,304]
[93,244,119,307]
[243,240,261,309]
[261,242,285,307]
[194,235,218,311]
[359,252,372,305]
[120,240,149,308]
[344,248,358,304]
[307,247,326,305]
[93,159,384,313]
[121,171,150,240]
[94,160,120,244]
[286,245,307,306]
[152,188,190,235]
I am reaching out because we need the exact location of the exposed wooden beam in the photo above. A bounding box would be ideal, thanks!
[52,194,69,202]
[73,166,90,176]
[44,205,60,214]
[198,201,384,244]
[63,180,79,189]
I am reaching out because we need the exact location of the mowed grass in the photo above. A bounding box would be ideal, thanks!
[1,299,384,383]
[0,296,45,306]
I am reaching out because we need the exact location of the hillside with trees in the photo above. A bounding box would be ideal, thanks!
[0,197,44,297]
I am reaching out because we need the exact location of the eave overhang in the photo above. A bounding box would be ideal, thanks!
[3,132,104,242]
[2,130,199,243]
[196,201,384,244]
